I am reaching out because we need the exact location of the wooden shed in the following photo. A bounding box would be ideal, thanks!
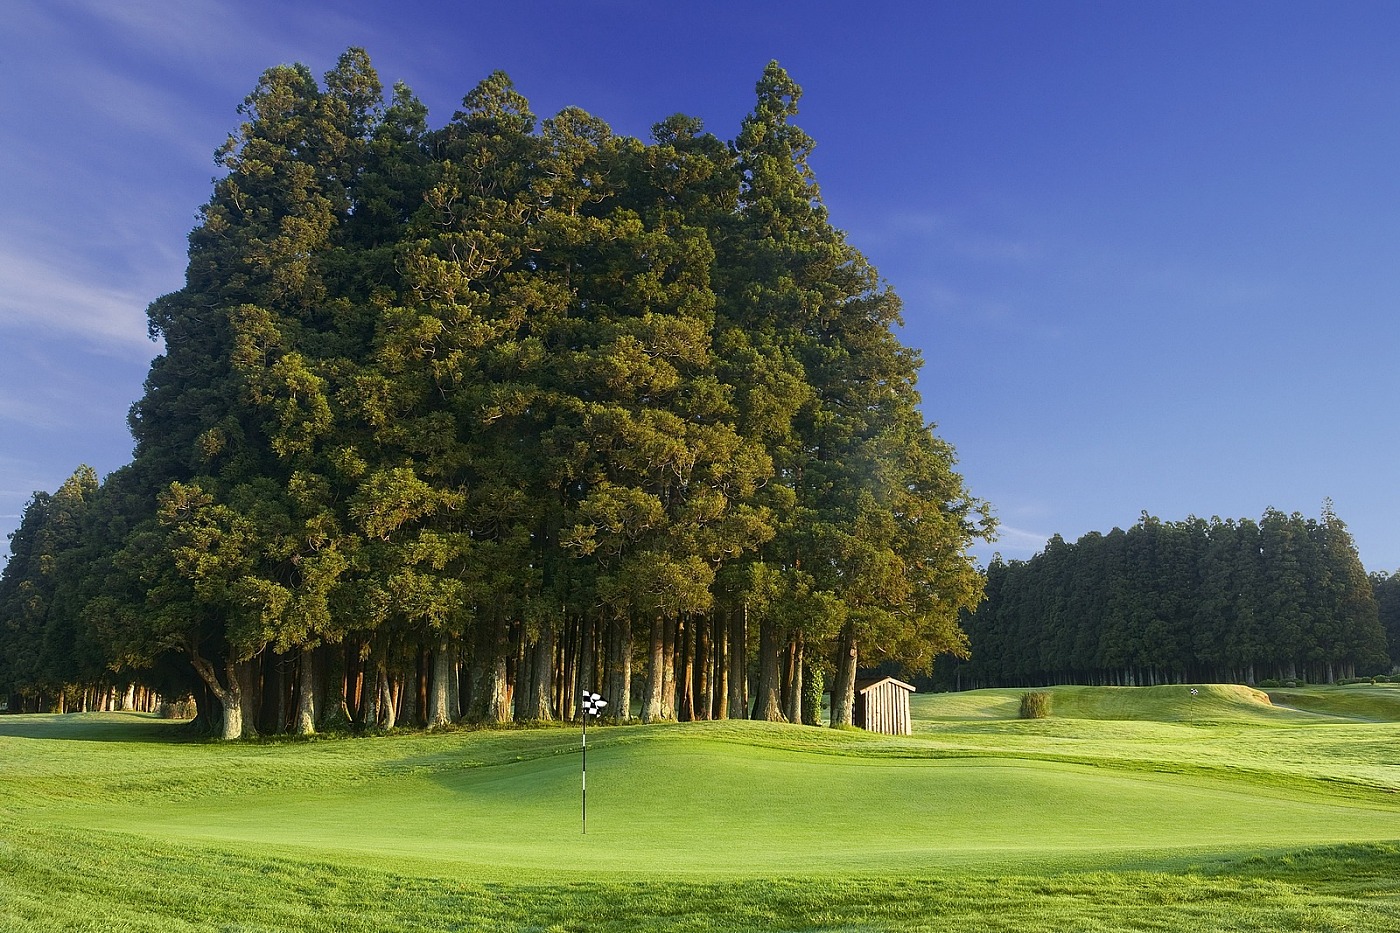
[853,676,915,735]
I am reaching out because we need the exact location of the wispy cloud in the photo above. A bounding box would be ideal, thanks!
[997,524,1052,550]
[985,524,1052,556]
[0,452,59,500]
[72,0,379,83]
[850,209,1043,266]
[0,390,67,431]
[0,243,159,355]
[60,61,222,168]
[0,343,146,434]
[61,0,274,73]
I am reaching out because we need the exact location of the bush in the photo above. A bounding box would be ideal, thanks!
[157,697,196,719]
[801,667,825,726]
[1257,679,1282,688]
[1019,691,1051,719]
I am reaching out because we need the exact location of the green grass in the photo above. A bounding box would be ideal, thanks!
[4,684,1400,930]
[1266,682,1400,720]
[913,683,1320,724]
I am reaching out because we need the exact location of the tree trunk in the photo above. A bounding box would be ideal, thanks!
[236,656,260,735]
[401,661,421,728]
[727,604,748,719]
[318,643,350,730]
[695,612,712,722]
[752,619,786,722]
[604,615,631,723]
[270,654,288,734]
[519,626,554,721]
[661,614,678,720]
[713,608,729,720]
[642,615,667,723]
[512,628,532,722]
[677,616,695,722]
[472,653,511,724]
[190,650,251,741]
[428,637,454,727]
[575,615,597,704]
[294,647,317,735]
[830,626,858,728]
[189,679,218,734]
[534,626,557,720]
[450,656,464,723]
[783,635,803,725]
[380,667,397,730]
[361,649,382,730]
[469,618,512,724]
[558,619,578,721]
[347,646,365,724]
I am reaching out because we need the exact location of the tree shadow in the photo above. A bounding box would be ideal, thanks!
[0,712,197,743]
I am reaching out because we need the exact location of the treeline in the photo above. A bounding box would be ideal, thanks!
[0,50,992,737]
[949,508,1388,690]
[1375,570,1400,666]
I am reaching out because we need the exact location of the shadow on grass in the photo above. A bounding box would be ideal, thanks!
[0,711,196,743]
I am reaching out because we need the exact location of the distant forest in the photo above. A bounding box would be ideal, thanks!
[948,507,1394,690]
[0,50,993,737]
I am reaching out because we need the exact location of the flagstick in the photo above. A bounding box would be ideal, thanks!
[580,692,606,835]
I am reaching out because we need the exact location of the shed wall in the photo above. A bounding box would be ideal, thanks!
[857,680,912,735]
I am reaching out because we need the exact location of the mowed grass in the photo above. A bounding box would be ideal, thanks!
[1267,681,1400,720]
[3,683,1400,931]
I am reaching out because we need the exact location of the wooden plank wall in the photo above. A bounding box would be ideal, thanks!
[861,681,911,735]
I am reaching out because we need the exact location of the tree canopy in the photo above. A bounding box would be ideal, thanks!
[0,50,993,737]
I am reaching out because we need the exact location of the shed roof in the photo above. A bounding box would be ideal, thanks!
[855,675,915,694]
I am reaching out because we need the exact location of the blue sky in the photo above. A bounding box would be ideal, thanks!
[3,0,1399,572]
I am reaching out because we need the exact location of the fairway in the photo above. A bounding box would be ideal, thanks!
[5,685,1400,931]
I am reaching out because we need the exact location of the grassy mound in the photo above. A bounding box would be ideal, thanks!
[914,684,1317,724]
[1265,683,1400,721]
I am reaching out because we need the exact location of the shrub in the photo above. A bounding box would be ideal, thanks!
[1019,691,1051,719]
[157,697,197,719]
[801,667,825,726]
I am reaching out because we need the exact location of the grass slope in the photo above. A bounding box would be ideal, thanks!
[913,683,1319,724]
[4,685,1400,931]
[1266,682,1400,721]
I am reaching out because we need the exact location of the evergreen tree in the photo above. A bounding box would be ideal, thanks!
[1373,570,1400,670]
[0,468,102,709]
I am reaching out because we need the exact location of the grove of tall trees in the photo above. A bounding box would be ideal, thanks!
[1374,569,1400,668]
[951,507,1388,690]
[0,50,994,737]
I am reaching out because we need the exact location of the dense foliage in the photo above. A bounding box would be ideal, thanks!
[0,50,992,736]
[951,507,1387,690]
[1373,570,1400,668]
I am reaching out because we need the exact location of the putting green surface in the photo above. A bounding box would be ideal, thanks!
[5,694,1400,877]
[36,739,1400,875]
